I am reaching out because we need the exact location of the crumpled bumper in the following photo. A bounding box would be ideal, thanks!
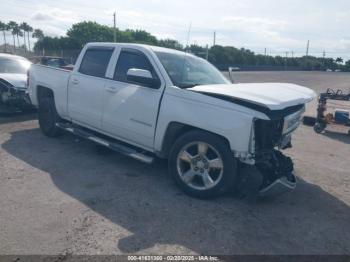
[238,150,297,198]
[257,150,296,198]
[259,172,296,197]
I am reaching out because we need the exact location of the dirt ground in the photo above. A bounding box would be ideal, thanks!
[0,71,349,255]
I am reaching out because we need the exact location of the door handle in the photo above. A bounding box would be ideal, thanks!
[71,79,79,85]
[106,86,117,93]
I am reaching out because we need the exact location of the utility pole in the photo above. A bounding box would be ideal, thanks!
[185,22,192,49]
[292,51,294,58]
[213,31,216,46]
[306,40,310,56]
[322,50,326,69]
[264,48,267,56]
[205,44,209,60]
[113,11,117,43]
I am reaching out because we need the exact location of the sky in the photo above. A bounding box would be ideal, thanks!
[1,0,350,60]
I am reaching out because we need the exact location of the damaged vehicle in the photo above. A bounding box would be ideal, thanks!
[28,43,316,198]
[0,53,32,111]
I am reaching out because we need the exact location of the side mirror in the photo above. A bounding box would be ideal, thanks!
[228,67,235,83]
[126,68,160,89]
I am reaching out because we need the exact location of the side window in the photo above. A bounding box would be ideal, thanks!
[79,48,114,78]
[114,50,157,82]
[46,59,61,68]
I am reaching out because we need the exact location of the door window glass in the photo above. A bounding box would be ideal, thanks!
[79,48,114,78]
[114,50,157,82]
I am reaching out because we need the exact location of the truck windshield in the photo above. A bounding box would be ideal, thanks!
[0,57,31,74]
[155,51,229,88]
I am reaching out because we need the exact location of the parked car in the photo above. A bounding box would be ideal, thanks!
[0,53,32,111]
[28,43,315,198]
[29,56,74,70]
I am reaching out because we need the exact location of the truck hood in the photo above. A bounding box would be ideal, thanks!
[189,83,316,110]
[0,73,27,88]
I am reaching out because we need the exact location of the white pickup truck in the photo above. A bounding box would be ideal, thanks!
[28,43,315,198]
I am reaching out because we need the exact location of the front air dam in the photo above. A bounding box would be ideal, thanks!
[259,172,296,197]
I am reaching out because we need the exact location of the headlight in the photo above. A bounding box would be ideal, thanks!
[282,107,305,134]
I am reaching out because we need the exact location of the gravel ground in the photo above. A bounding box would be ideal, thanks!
[0,71,349,255]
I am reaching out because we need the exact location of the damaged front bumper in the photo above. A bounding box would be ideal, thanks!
[258,171,296,197]
[236,110,302,198]
[237,150,297,198]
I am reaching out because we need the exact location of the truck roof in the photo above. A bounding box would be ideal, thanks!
[85,42,194,57]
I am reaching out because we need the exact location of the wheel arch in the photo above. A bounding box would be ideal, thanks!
[37,85,54,104]
[157,121,231,158]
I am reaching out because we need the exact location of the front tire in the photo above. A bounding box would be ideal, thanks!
[169,130,237,198]
[38,97,61,137]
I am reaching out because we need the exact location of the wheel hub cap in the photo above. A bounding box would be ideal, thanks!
[176,142,224,190]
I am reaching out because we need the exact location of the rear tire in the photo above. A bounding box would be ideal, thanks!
[38,97,62,137]
[169,130,237,198]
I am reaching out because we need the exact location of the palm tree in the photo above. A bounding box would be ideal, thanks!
[32,29,44,41]
[0,21,7,51]
[27,25,33,51]
[12,26,22,48]
[20,22,28,51]
[7,21,18,50]
[335,57,343,64]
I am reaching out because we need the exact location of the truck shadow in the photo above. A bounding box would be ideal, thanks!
[0,111,37,124]
[322,130,350,145]
[2,128,350,254]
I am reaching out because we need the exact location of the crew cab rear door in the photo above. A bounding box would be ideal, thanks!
[68,47,114,129]
[101,48,164,150]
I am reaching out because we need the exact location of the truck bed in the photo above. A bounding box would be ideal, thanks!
[29,64,72,117]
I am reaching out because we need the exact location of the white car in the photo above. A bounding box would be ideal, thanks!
[0,53,32,110]
[28,43,315,198]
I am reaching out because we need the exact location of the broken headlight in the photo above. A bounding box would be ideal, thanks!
[282,107,305,135]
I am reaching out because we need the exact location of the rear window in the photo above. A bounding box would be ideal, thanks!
[79,48,113,78]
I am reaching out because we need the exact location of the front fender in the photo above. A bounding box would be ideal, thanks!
[154,89,268,154]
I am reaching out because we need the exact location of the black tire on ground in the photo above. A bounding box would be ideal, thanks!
[313,122,326,134]
[169,130,237,199]
[303,116,316,126]
[38,97,62,137]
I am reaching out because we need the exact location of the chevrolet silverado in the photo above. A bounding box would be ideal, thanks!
[28,43,316,198]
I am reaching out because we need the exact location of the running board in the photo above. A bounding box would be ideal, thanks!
[56,123,154,164]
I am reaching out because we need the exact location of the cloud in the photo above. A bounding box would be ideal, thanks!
[32,13,52,21]
[221,16,287,31]
[29,7,79,37]
[31,8,78,23]
[1,0,349,59]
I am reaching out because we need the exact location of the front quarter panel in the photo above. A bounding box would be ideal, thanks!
[155,87,269,154]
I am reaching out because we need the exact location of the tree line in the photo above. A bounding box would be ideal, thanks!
[0,20,44,51]
[1,20,349,71]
